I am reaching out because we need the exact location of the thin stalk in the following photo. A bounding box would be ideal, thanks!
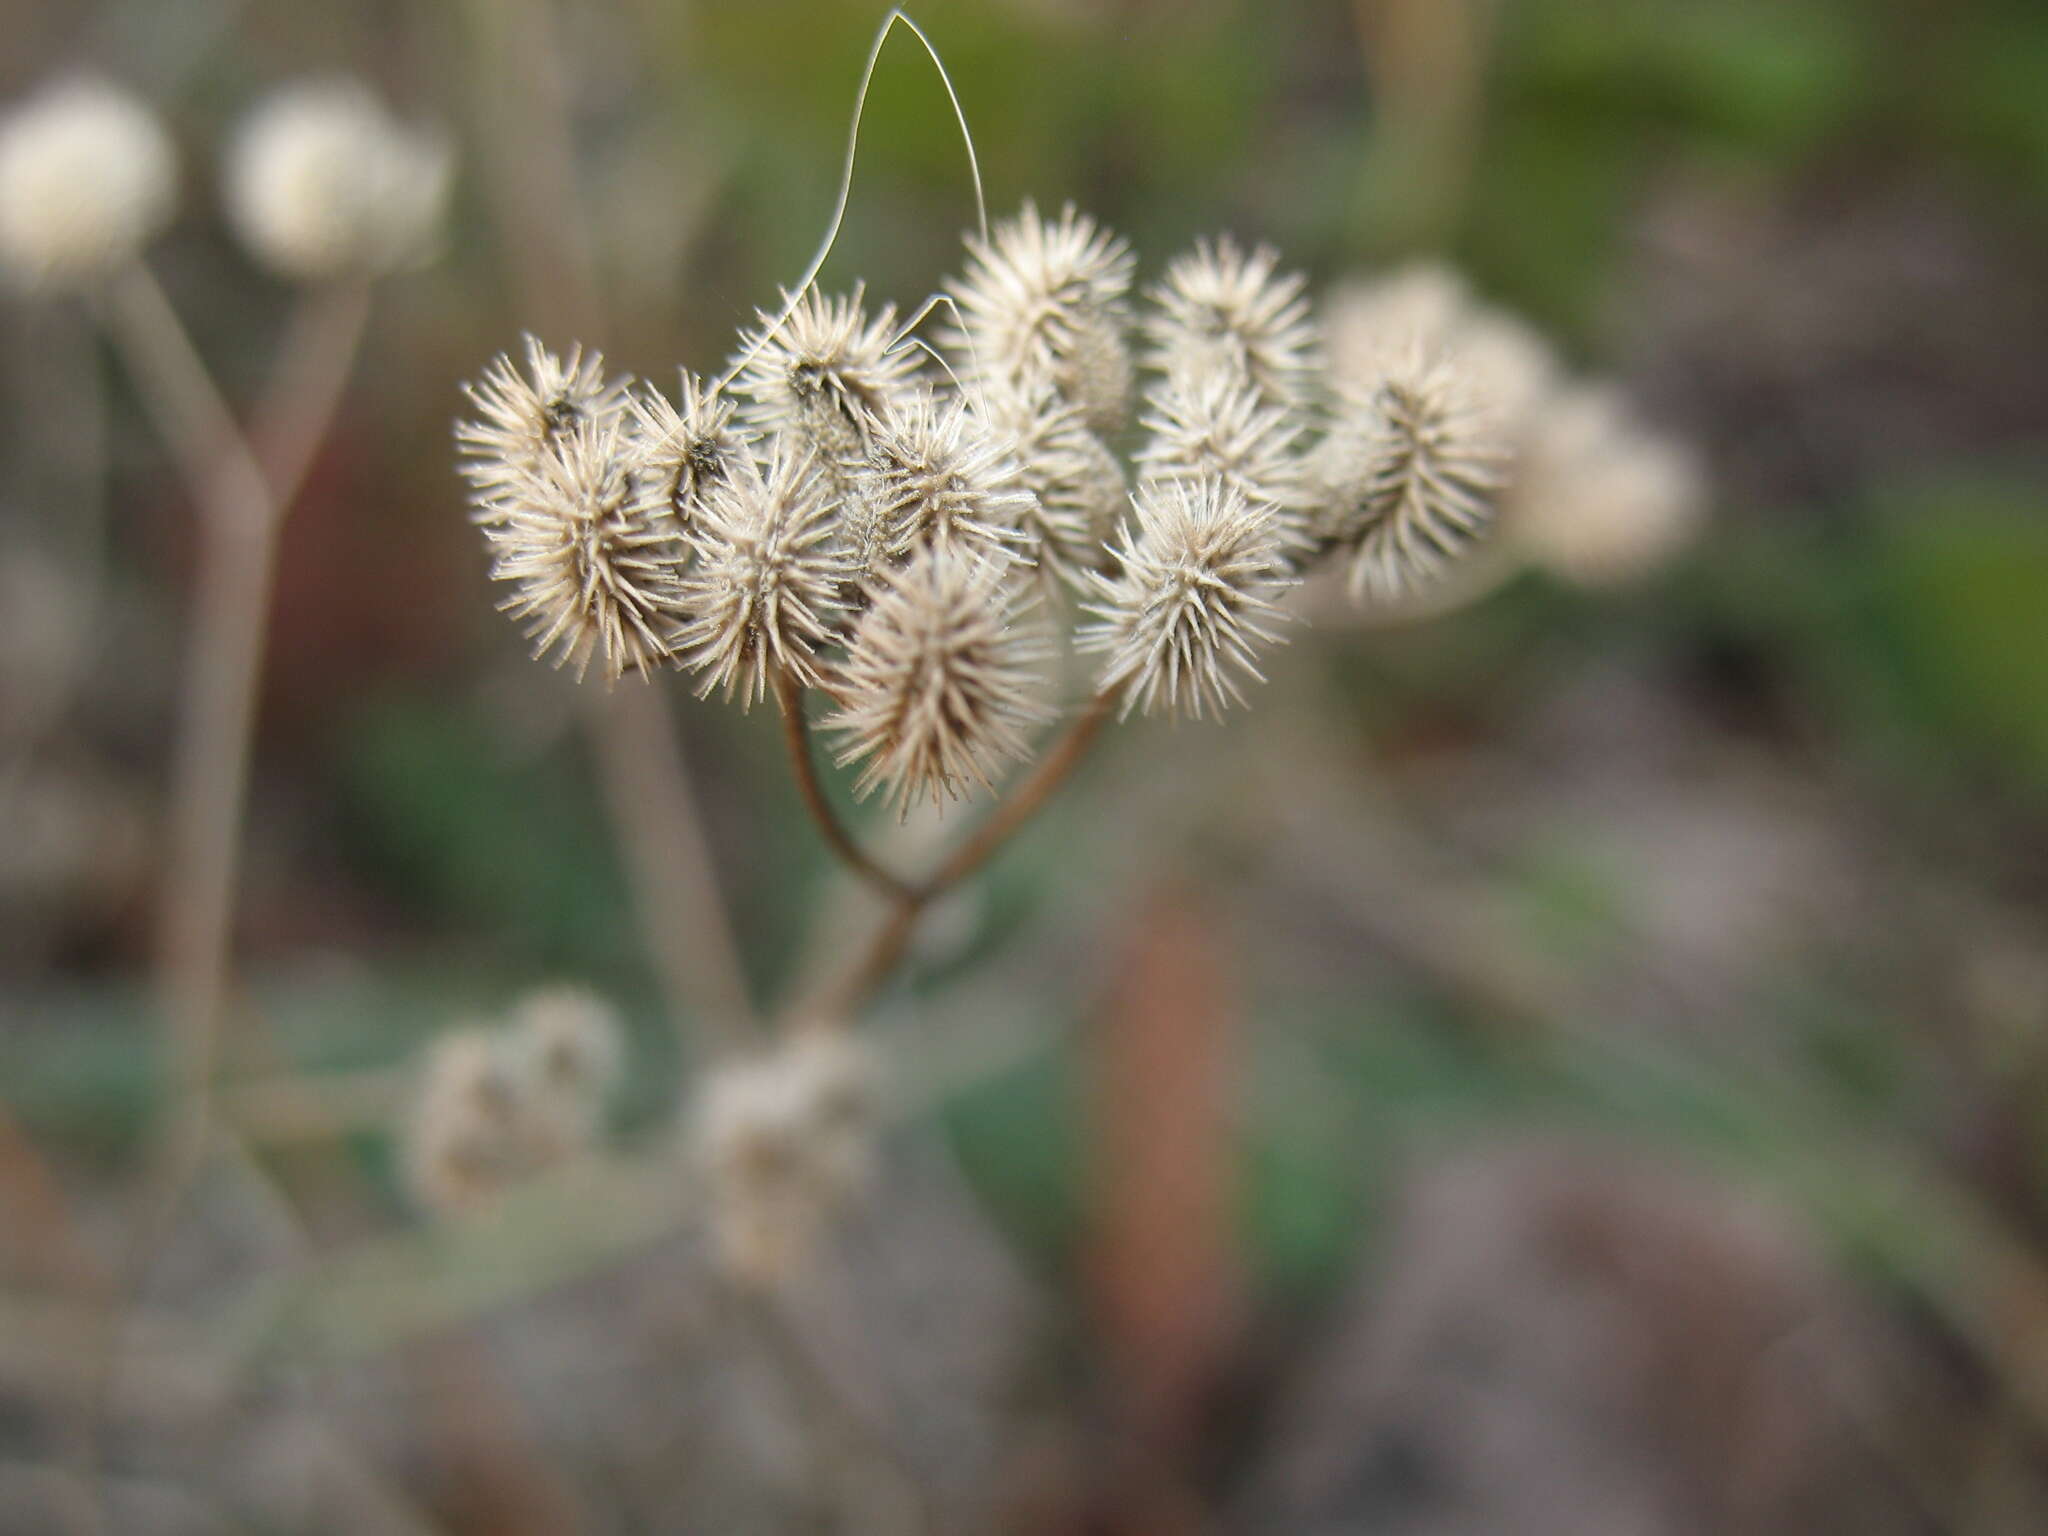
[587,684,759,1044]
[65,266,367,1535]
[800,688,1118,1022]
[772,666,919,905]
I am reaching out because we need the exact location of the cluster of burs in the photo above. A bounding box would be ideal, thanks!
[456,202,1703,818]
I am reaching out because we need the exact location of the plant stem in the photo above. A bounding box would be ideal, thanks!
[799,688,1118,1022]
[772,666,920,904]
[587,684,759,1045]
[64,267,367,1535]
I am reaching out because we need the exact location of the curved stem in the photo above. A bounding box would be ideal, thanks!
[772,667,920,904]
[798,688,1118,1022]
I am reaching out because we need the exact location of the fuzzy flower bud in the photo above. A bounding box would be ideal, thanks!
[1314,346,1510,605]
[1138,371,1312,554]
[732,284,921,475]
[862,387,1036,577]
[978,382,1126,592]
[1145,235,1317,404]
[0,78,175,293]
[1509,386,1706,587]
[224,79,451,283]
[674,443,849,706]
[479,416,688,682]
[945,200,1135,434]
[457,337,628,509]
[829,545,1052,815]
[625,371,748,552]
[1082,477,1295,720]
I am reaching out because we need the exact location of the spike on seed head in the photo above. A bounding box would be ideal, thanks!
[1082,477,1295,721]
[731,284,922,464]
[864,387,1037,575]
[978,381,1126,592]
[1145,235,1316,403]
[626,371,748,546]
[1138,370,1313,554]
[828,546,1052,817]
[480,416,687,683]
[674,443,849,708]
[944,200,1135,434]
[1317,345,1509,605]
[457,336,627,511]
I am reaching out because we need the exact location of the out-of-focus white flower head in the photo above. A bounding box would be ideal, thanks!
[224,79,451,283]
[1509,385,1707,588]
[0,77,176,293]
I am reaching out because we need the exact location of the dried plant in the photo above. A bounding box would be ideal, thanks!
[828,544,1052,815]
[1083,476,1295,720]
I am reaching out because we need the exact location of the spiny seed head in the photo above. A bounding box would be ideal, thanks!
[864,387,1036,575]
[731,283,921,465]
[480,417,687,683]
[828,545,1052,816]
[0,77,176,293]
[1323,263,1558,436]
[945,200,1136,434]
[674,444,848,707]
[1083,477,1295,721]
[457,337,627,510]
[979,381,1126,592]
[1316,346,1509,605]
[626,371,748,548]
[1509,385,1706,588]
[223,78,451,284]
[1137,370,1313,554]
[1145,235,1317,403]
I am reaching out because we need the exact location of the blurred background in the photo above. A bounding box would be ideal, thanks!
[4,0,2048,1530]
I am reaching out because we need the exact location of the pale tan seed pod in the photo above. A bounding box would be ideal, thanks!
[1144,234,1317,403]
[457,337,628,510]
[1137,370,1313,555]
[691,1052,823,1291]
[479,416,687,682]
[863,387,1036,577]
[731,284,921,475]
[0,77,176,293]
[674,443,849,707]
[944,200,1136,434]
[977,381,1126,592]
[1315,346,1510,605]
[505,986,624,1152]
[1322,263,1558,438]
[223,79,451,283]
[828,545,1052,816]
[1508,385,1706,588]
[1082,476,1295,721]
[403,1028,528,1216]
[625,371,749,552]
[779,1027,881,1203]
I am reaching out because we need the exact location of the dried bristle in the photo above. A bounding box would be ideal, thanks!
[674,444,849,708]
[457,336,626,513]
[828,546,1052,816]
[944,200,1136,434]
[1082,477,1295,721]
[480,417,689,684]
[864,387,1037,575]
[978,382,1126,592]
[1137,371,1312,554]
[626,372,749,551]
[731,284,921,468]
[1145,235,1317,404]
[1320,348,1509,605]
